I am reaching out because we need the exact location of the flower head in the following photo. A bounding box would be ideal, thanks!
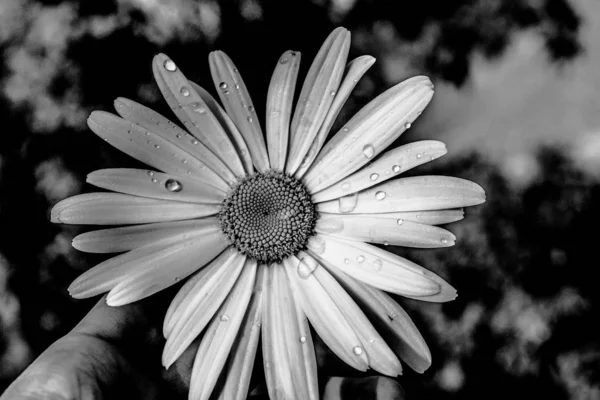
[52,27,485,400]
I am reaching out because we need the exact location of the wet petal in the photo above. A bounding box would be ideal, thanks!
[308,234,456,302]
[283,256,368,371]
[152,54,246,177]
[295,55,376,178]
[266,50,301,171]
[51,193,220,225]
[304,76,434,193]
[311,141,447,202]
[325,267,432,373]
[72,218,220,253]
[113,98,238,185]
[87,111,230,192]
[87,168,226,203]
[217,265,266,400]
[298,252,402,376]
[316,176,485,214]
[209,51,270,172]
[315,213,456,248]
[344,209,465,225]
[190,83,254,174]
[162,250,246,368]
[189,260,257,400]
[286,27,350,175]
[263,264,319,400]
[105,233,229,306]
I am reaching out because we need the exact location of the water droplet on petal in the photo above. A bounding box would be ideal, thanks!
[175,134,182,139]
[297,257,318,279]
[147,171,154,177]
[247,116,253,123]
[353,346,363,355]
[373,259,383,271]
[180,87,190,97]
[363,145,374,159]
[441,238,448,244]
[317,217,344,234]
[375,191,386,200]
[219,82,228,90]
[370,173,379,181]
[416,153,422,159]
[248,105,254,112]
[280,57,289,64]
[299,336,307,343]
[154,144,160,149]
[343,127,349,132]
[191,139,199,145]
[356,255,365,263]
[405,122,412,129]
[344,258,350,264]
[151,178,158,183]
[165,179,183,192]
[392,165,401,173]
[397,219,404,225]
[220,314,230,321]
[330,90,336,96]
[164,59,177,71]
[307,236,326,254]
[339,192,358,213]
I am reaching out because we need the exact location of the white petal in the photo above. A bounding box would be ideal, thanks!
[162,250,246,368]
[298,252,402,376]
[286,27,350,175]
[209,51,270,172]
[295,55,376,178]
[343,209,465,225]
[189,260,257,400]
[190,83,254,174]
[315,213,456,248]
[263,264,319,400]
[87,168,226,203]
[72,218,220,253]
[283,256,368,371]
[325,267,432,373]
[303,76,434,193]
[316,176,486,214]
[266,50,301,171]
[105,233,229,306]
[308,234,456,302]
[113,98,238,184]
[87,111,230,192]
[51,193,220,225]
[152,54,246,177]
[311,140,447,202]
[217,264,266,400]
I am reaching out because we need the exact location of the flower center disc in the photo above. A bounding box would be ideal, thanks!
[218,171,317,264]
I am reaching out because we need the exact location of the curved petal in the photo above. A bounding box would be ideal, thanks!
[283,256,368,371]
[295,55,376,178]
[152,54,246,177]
[311,140,447,202]
[51,193,220,225]
[209,51,270,172]
[308,234,456,302]
[72,218,220,253]
[190,83,254,174]
[217,264,266,400]
[87,168,226,203]
[162,250,246,368]
[105,232,229,306]
[324,267,432,373]
[113,98,238,185]
[266,50,301,171]
[316,176,486,214]
[303,76,434,193]
[189,260,257,400]
[87,111,230,192]
[315,213,456,248]
[342,209,465,225]
[286,27,350,175]
[263,264,319,400]
[298,252,402,376]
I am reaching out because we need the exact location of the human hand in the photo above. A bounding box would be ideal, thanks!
[1,294,407,400]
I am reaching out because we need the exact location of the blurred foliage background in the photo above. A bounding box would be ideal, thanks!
[1,0,599,398]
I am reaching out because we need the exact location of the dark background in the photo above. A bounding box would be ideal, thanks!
[1,0,599,398]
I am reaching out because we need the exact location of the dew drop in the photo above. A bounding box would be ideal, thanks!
[176,134,182,139]
[370,173,379,181]
[330,90,336,96]
[247,116,253,123]
[297,257,318,279]
[193,106,206,114]
[220,314,230,322]
[154,144,160,149]
[147,171,154,177]
[248,105,254,112]
[363,145,374,159]
[182,159,188,164]
[219,82,228,90]
[383,241,389,246]
[307,236,326,255]
[392,165,401,173]
[165,179,183,192]
[163,59,177,71]
[191,139,199,145]
[180,87,190,97]
[343,127,349,132]
[151,178,158,183]
[235,84,240,89]
[280,57,289,64]
[353,346,363,355]
[356,255,365,263]
[416,153,422,159]
[375,191,386,200]
[405,122,412,129]
[339,192,358,213]
[317,217,344,234]
[441,238,448,244]
[373,259,383,271]
[299,336,307,343]
[344,258,350,264]
[397,219,404,225]
[224,90,230,95]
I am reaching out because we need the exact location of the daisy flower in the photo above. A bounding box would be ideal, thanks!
[51,27,485,400]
